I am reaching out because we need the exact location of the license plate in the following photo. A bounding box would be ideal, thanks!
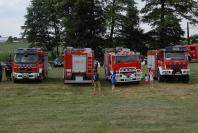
[125,79,132,82]
[23,73,29,78]
[76,76,83,81]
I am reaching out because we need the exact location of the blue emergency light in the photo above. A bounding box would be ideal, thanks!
[16,48,39,54]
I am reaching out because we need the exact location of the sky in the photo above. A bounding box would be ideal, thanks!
[0,0,197,37]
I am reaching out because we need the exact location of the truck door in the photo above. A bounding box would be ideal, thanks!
[72,55,86,73]
[147,55,156,70]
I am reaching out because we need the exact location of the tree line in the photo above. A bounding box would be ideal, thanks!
[22,0,198,60]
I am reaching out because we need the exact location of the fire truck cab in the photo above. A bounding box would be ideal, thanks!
[104,47,142,83]
[147,46,190,83]
[12,48,48,82]
[185,44,198,61]
[64,47,95,83]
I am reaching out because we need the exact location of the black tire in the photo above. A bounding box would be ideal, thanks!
[13,79,18,83]
[182,75,189,83]
[157,70,164,82]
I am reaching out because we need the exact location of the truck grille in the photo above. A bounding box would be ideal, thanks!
[19,68,33,73]
[170,64,183,72]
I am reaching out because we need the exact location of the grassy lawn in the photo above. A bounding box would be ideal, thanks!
[0,64,198,133]
[0,43,29,61]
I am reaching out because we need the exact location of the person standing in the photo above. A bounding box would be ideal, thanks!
[111,71,116,92]
[149,69,154,88]
[92,71,102,96]
[5,60,12,81]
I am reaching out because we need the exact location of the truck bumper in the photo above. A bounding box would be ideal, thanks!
[64,80,92,84]
[114,72,143,83]
[160,69,190,76]
[64,75,92,84]
[12,72,41,80]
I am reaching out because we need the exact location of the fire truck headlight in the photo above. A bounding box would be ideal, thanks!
[162,71,170,75]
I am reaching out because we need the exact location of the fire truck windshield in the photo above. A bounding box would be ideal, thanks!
[116,55,140,63]
[15,54,38,64]
[165,52,188,60]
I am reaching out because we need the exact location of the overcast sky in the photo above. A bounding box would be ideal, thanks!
[0,0,197,37]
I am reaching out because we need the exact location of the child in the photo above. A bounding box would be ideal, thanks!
[92,71,102,96]
[144,74,149,85]
[149,69,154,88]
[111,71,116,92]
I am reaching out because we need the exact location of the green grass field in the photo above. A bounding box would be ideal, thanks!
[0,64,198,133]
[0,43,29,61]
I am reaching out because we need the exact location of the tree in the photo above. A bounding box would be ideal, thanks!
[189,34,198,44]
[62,0,106,60]
[103,0,145,51]
[104,0,127,46]
[7,36,13,43]
[22,0,63,57]
[141,0,198,48]
[22,0,49,48]
[120,0,146,53]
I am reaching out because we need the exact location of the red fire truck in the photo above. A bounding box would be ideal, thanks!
[64,47,95,83]
[147,46,190,83]
[12,48,48,82]
[185,44,198,61]
[104,47,142,83]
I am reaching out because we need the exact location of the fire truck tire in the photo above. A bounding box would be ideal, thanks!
[182,75,189,83]
[157,70,164,82]
[135,81,140,84]
[13,79,17,83]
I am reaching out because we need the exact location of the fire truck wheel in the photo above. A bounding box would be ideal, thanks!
[157,70,164,82]
[182,75,189,83]
[13,79,18,83]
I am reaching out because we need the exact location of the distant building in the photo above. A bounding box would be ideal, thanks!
[0,37,9,43]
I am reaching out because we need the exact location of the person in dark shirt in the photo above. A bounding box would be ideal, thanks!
[5,62,12,81]
[92,71,102,96]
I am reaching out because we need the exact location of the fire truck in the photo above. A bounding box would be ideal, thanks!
[104,47,142,83]
[12,48,48,82]
[185,44,198,61]
[64,47,95,83]
[147,46,190,83]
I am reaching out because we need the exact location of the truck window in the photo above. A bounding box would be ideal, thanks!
[116,55,140,63]
[165,52,188,60]
[15,54,38,64]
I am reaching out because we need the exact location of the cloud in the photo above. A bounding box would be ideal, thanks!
[0,0,29,9]
[0,0,30,37]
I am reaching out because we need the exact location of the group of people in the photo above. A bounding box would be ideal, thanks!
[92,68,154,96]
[0,62,13,82]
